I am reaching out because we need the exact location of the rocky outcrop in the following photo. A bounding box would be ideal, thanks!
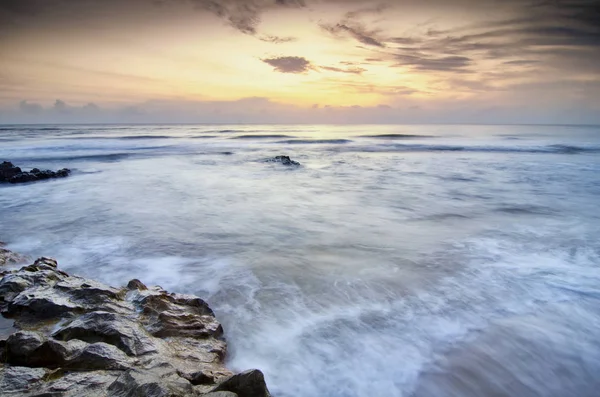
[0,250,271,397]
[0,161,71,184]
[264,156,300,166]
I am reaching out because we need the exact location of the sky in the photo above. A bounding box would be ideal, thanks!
[0,0,599,124]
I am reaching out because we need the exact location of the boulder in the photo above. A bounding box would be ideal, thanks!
[0,161,71,184]
[210,369,271,397]
[265,156,300,166]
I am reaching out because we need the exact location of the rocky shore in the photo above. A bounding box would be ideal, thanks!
[0,246,270,397]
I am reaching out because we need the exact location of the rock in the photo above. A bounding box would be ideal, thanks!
[210,369,271,397]
[67,342,133,370]
[4,330,89,368]
[265,156,300,166]
[0,242,29,267]
[0,248,267,397]
[0,161,71,184]
[38,370,121,397]
[0,366,46,393]
[52,311,158,357]
[127,279,148,291]
[107,367,194,397]
[135,291,223,339]
[179,369,217,385]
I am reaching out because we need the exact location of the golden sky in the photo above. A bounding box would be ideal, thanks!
[0,0,599,123]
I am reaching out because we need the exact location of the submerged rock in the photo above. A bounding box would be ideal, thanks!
[264,155,300,166]
[0,248,270,396]
[0,161,71,184]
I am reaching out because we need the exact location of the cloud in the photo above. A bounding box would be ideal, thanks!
[394,54,473,72]
[18,100,42,114]
[261,56,312,73]
[258,35,297,43]
[321,22,386,47]
[319,65,366,74]
[5,95,598,125]
[188,0,306,35]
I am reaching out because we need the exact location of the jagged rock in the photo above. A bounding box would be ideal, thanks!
[37,370,121,397]
[0,161,71,184]
[107,367,194,397]
[53,311,158,357]
[0,249,265,397]
[67,342,133,370]
[135,291,223,339]
[0,366,46,393]
[265,155,300,166]
[209,369,271,397]
[4,330,89,368]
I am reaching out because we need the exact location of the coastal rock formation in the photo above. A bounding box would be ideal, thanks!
[0,250,271,397]
[264,156,300,166]
[0,161,71,184]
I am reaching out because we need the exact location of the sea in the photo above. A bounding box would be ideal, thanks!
[1,124,600,397]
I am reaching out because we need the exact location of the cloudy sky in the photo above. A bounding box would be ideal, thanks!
[1,0,599,124]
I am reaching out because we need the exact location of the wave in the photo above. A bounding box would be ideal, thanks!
[210,129,265,134]
[12,153,133,163]
[343,143,599,154]
[232,134,295,140]
[118,135,173,140]
[278,139,353,144]
[494,205,556,215]
[360,134,434,139]
[189,135,218,139]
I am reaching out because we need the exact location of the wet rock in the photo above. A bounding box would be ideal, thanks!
[7,286,83,319]
[127,279,148,291]
[67,342,133,370]
[0,366,46,393]
[5,331,88,368]
[0,161,71,184]
[265,155,300,166]
[38,370,121,397]
[107,367,194,397]
[53,311,157,357]
[0,248,268,397]
[210,369,271,397]
[136,291,222,339]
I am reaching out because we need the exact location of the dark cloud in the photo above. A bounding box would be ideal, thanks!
[187,0,306,35]
[0,0,307,36]
[503,60,540,66]
[261,56,312,73]
[320,22,385,47]
[394,54,473,72]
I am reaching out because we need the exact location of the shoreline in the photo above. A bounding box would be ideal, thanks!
[0,245,270,397]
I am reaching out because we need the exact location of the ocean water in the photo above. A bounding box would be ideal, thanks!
[1,124,600,397]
